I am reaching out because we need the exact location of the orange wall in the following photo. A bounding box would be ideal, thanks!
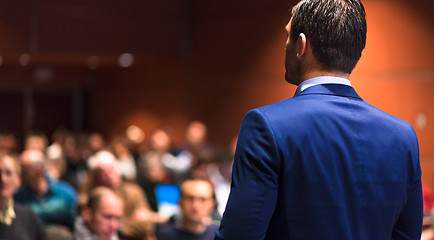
[355,0,434,188]
[0,1,432,186]
[90,0,434,186]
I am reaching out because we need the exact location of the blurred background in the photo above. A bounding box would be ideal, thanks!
[0,0,433,186]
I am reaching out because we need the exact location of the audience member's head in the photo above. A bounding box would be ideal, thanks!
[81,187,123,240]
[24,131,48,152]
[88,150,122,190]
[0,153,21,207]
[87,132,106,153]
[149,129,172,153]
[186,121,208,146]
[142,153,169,184]
[19,149,46,193]
[179,179,216,226]
[0,132,17,154]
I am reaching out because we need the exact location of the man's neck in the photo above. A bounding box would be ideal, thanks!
[302,69,350,83]
[180,219,207,235]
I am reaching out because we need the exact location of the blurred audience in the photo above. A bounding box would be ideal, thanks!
[85,150,166,240]
[137,129,173,213]
[61,132,88,192]
[174,121,215,182]
[74,187,123,240]
[82,132,107,162]
[156,179,218,240]
[1,121,236,240]
[24,131,49,152]
[14,149,77,233]
[111,136,137,182]
[46,128,68,181]
[206,135,236,218]
[0,131,18,155]
[422,182,434,240]
[0,153,47,240]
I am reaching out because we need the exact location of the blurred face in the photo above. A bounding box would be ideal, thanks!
[25,136,47,151]
[20,150,45,190]
[150,129,171,152]
[0,156,20,206]
[144,156,167,183]
[86,194,123,240]
[186,122,207,145]
[179,180,215,224]
[284,18,302,86]
[88,133,105,152]
[94,163,122,190]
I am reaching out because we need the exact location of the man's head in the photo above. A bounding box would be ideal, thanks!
[186,121,207,145]
[24,131,48,152]
[149,129,171,153]
[0,154,21,207]
[82,187,123,240]
[88,150,122,190]
[179,179,216,225]
[20,149,46,191]
[285,0,367,85]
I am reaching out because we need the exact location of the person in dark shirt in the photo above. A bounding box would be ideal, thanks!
[0,153,46,240]
[157,179,218,240]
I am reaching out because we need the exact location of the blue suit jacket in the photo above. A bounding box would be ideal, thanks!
[215,84,422,240]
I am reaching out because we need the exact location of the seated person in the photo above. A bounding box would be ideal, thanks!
[74,187,123,240]
[14,149,77,231]
[85,150,167,240]
[157,179,218,240]
[0,153,46,240]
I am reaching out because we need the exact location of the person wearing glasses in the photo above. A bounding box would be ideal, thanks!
[157,179,218,240]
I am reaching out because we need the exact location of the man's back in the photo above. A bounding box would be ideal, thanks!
[218,84,422,239]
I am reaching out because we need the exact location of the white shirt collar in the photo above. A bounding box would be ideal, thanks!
[298,76,351,93]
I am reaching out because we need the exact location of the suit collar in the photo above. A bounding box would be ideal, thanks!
[294,84,362,100]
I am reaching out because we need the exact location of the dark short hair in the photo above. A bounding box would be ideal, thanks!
[291,0,367,73]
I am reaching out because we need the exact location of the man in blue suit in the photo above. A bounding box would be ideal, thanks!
[215,0,423,239]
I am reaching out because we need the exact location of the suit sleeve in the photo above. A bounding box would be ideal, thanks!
[215,109,280,240]
[392,129,423,240]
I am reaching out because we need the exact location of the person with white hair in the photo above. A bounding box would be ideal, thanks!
[85,150,167,240]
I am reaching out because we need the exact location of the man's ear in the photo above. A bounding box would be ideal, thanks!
[296,33,307,59]
[82,207,92,223]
